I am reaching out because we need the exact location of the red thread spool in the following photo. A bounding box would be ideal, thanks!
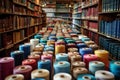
[83,54,98,68]
[14,65,32,80]
[28,54,40,62]
[0,57,14,80]
[67,43,77,48]
[22,59,37,70]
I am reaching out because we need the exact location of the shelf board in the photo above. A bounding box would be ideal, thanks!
[5,44,14,50]
[98,33,120,42]
[0,48,5,52]
[27,7,35,11]
[14,37,28,45]
[82,2,98,9]
[73,17,81,19]
[99,11,120,14]
[73,11,82,14]
[28,0,40,6]
[13,1,27,7]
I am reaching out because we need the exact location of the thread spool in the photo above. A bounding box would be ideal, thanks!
[68,52,79,59]
[88,44,99,53]
[31,69,49,80]
[67,43,76,48]
[66,40,75,43]
[84,41,95,46]
[47,40,55,45]
[55,40,65,45]
[44,47,54,52]
[77,43,87,49]
[78,35,87,39]
[70,55,82,63]
[34,34,42,40]
[49,36,57,41]
[41,54,53,63]
[68,48,78,52]
[31,51,42,56]
[73,67,88,79]
[55,45,66,54]
[110,61,120,78]
[24,43,33,52]
[22,59,37,70]
[30,39,39,49]
[95,70,115,80]
[32,78,45,80]
[19,44,31,59]
[83,54,98,68]
[75,40,83,44]
[14,65,32,80]
[89,61,105,74]
[79,48,92,59]
[54,73,72,80]
[43,51,54,56]
[54,61,70,74]
[0,57,14,80]
[5,74,24,80]
[72,61,86,69]
[81,37,90,42]
[95,50,109,69]
[36,43,44,49]
[77,74,96,80]
[28,54,40,62]
[33,47,43,52]
[11,50,24,66]
[56,53,68,61]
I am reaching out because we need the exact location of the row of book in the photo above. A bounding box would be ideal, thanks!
[0,16,41,33]
[82,0,98,7]
[14,0,26,4]
[99,36,120,60]
[73,7,82,13]
[82,6,98,19]
[102,0,120,12]
[73,13,82,17]
[99,19,120,39]
[89,22,98,31]
[0,0,13,13]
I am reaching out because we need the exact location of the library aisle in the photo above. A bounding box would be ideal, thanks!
[0,0,120,80]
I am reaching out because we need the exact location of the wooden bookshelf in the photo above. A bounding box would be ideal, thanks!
[0,0,44,56]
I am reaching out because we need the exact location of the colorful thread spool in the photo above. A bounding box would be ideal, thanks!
[95,70,115,80]
[70,55,82,63]
[68,48,78,52]
[68,52,79,59]
[110,61,120,78]
[31,69,49,80]
[47,40,55,45]
[77,74,96,80]
[55,44,66,54]
[54,73,72,80]
[49,36,57,41]
[40,38,47,44]
[0,57,14,80]
[33,47,43,52]
[95,50,109,69]
[75,40,83,44]
[54,61,70,74]
[56,53,68,61]
[88,44,99,53]
[14,65,32,80]
[66,40,75,43]
[38,60,51,73]
[78,35,87,39]
[19,44,31,59]
[67,43,76,48]
[24,43,33,52]
[28,54,40,62]
[73,67,88,79]
[79,48,92,59]
[71,61,86,69]
[22,59,37,70]
[89,61,105,74]
[81,37,90,42]
[5,74,24,80]
[77,43,87,49]
[43,51,54,56]
[32,78,45,80]
[83,54,98,68]
[31,51,42,56]
[34,34,42,40]
[84,41,95,46]
[41,54,53,63]
[11,50,24,66]
[30,39,39,49]
[44,47,54,52]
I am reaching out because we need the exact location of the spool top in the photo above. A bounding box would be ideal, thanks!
[114,62,120,65]
[82,76,91,80]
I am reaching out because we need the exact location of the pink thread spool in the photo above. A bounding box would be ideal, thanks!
[41,54,53,64]
[0,57,14,80]
[83,54,98,68]
[14,65,32,80]
[28,54,40,62]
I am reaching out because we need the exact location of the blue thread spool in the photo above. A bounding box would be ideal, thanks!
[38,60,51,73]
[77,74,96,80]
[34,34,42,40]
[44,47,54,52]
[45,45,54,48]
[49,36,57,41]
[32,78,45,80]
[57,36,64,40]
[89,61,105,74]
[56,53,68,61]
[54,61,70,74]
[79,47,92,58]
[65,38,71,41]
[40,38,47,44]
[110,61,120,78]
[66,40,75,43]
[11,50,24,66]
[19,44,30,59]
[77,43,87,49]
[50,34,56,36]
[81,37,90,42]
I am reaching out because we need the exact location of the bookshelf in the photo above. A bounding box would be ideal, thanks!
[72,0,120,60]
[0,0,44,57]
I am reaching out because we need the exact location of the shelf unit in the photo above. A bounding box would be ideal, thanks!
[72,0,120,60]
[0,0,45,57]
